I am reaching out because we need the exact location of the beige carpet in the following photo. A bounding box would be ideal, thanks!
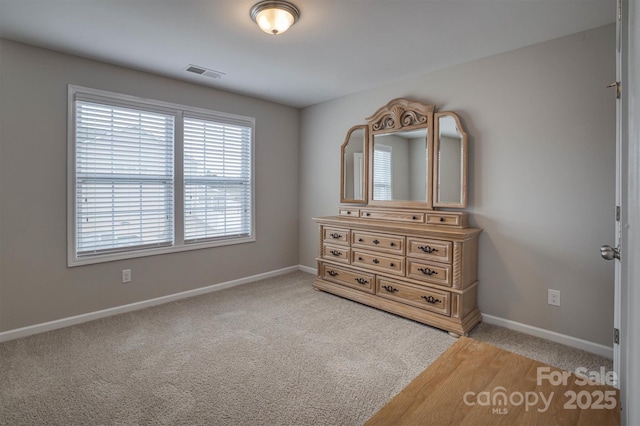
[0,271,611,425]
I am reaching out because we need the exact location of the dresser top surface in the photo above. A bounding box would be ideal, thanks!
[313,216,482,240]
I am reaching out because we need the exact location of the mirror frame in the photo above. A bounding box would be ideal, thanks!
[366,98,435,209]
[340,125,369,204]
[433,112,468,208]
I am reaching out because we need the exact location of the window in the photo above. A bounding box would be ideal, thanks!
[74,101,175,255]
[68,86,255,266]
[183,117,252,242]
[373,145,392,200]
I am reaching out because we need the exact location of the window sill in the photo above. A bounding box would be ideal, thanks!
[68,235,256,267]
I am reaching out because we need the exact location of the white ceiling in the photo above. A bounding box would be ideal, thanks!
[0,0,615,108]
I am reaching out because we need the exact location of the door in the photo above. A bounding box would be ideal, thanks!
[600,0,623,387]
[614,1,640,421]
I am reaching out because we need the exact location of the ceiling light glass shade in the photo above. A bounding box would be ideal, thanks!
[250,1,300,35]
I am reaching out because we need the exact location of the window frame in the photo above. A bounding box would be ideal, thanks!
[67,85,256,267]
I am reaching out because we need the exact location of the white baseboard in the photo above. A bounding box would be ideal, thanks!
[2,269,610,360]
[298,264,316,274]
[0,265,301,343]
[482,314,613,359]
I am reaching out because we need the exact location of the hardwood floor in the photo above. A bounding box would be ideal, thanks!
[366,337,619,425]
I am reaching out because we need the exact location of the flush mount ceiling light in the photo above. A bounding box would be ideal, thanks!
[250,0,300,35]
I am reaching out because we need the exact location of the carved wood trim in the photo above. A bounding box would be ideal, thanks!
[365,98,435,133]
[451,293,460,318]
[452,242,463,290]
[318,225,324,277]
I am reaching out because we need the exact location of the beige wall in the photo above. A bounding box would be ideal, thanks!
[299,25,616,346]
[0,40,300,332]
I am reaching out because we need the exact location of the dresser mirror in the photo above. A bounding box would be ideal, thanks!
[371,128,427,202]
[338,98,467,210]
[340,125,368,203]
[433,112,467,208]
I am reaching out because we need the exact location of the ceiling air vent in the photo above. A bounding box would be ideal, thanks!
[185,64,225,79]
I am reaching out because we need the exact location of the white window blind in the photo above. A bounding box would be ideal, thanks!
[183,116,253,243]
[74,101,175,256]
[373,146,392,200]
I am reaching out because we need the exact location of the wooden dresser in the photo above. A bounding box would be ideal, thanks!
[321,98,482,336]
[314,208,482,336]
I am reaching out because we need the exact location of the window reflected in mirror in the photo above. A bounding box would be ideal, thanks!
[373,145,391,200]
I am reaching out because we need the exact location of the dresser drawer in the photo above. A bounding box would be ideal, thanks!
[425,212,466,227]
[376,277,451,316]
[407,237,452,263]
[322,244,350,264]
[406,259,452,287]
[360,209,424,223]
[338,208,359,217]
[322,227,350,246]
[320,263,375,293]
[352,250,404,276]
[352,231,404,255]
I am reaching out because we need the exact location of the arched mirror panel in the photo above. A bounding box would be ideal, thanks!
[340,125,368,204]
[433,112,468,208]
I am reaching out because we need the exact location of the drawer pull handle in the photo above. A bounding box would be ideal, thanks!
[330,233,342,239]
[327,270,339,277]
[418,267,438,276]
[366,212,371,217]
[421,295,442,304]
[373,239,380,245]
[413,216,418,220]
[347,211,352,215]
[358,238,364,242]
[355,278,369,285]
[329,250,342,256]
[382,285,398,293]
[439,217,445,222]
[390,263,395,267]
[418,246,438,254]
[358,257,363,261]
[390,242,395,247]
[372,258,380,264]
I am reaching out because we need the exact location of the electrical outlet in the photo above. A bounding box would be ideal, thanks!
[122,269,132,283]
[548,289,560,306]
